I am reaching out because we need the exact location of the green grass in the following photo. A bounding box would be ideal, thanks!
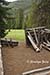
[5,29,25,41]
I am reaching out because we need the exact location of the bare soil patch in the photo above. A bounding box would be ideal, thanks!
[2,42,50,75]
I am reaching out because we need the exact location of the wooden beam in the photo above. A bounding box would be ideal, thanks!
[42,44,50,51]
[22,66,50,75]
[1,38,18,47]
[43,42,50,47]
[27,32,40,52]
[45,29,50,33]
[33,29,39,45]
[26,26,45,31]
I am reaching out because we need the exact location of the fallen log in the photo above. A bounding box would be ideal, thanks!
[33,29,39,45]
[43,42,50,47]
[26,26,45,31]
[22,66,50,75]
[42,44,50,51]
[1,38,18,47]
[27,32,40,52]
[45,29,50,33]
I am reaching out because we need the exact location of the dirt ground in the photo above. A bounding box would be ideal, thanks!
[2,42,50,75]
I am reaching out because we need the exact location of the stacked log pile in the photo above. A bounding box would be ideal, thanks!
[25,27,50,52]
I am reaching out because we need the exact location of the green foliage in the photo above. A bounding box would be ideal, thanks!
[36,0,50,28]
[26,0,50,28]
[25,13,33,28]
[0,0,9,37]
[2,0,50,33]
[25,2,38,28]
[16,8,24,29]
[31,2,38,27]
[6,0,34,29]
[7,18,16,30]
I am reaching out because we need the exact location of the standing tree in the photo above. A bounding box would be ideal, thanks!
[36,0,50,28]
[31,2,38,27]
[17,8,24,29]
[24,2,38,28]
[25,2,38,28]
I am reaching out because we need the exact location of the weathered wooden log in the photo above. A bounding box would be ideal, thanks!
[0,44,4,75]
[33,29,39,45]
[25,27,50,52]
[22,66,50,75]
[26,26,45,31]
[27,32,40,52]
[25,29,31,47]
[42,44,50,51]
[37,29,42,48]
[1,38,18,47]
[43,42,50,47]
[45,29,50,33]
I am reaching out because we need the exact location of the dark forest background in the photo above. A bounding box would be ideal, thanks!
[0,0,50,37]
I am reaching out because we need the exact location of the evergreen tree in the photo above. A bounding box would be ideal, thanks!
[17,8,24,29]
[36,0,50,28]
[0,0,9,37]
[32,2,38,27]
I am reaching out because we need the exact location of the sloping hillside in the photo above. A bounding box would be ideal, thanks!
[7,0,42,16]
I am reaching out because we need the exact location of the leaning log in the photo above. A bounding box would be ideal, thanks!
[27,32,40,52]
[33,29,39,45]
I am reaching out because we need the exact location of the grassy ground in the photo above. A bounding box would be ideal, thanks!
[5,29,25,41]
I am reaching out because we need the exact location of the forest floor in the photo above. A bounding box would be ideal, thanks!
[2,42,50,75]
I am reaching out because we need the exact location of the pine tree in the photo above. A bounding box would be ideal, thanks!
[17,8,24,29]
[0,0,9,37]
[37,0,50,28]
